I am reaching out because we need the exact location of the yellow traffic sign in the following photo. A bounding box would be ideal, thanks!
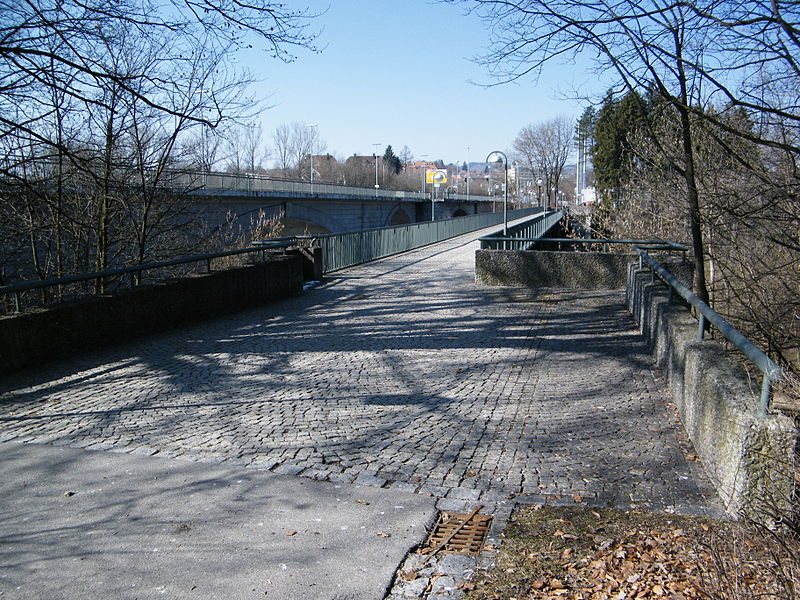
[425,169,448,184]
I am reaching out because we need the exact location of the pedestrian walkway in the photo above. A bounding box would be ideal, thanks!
[0,221,722,598]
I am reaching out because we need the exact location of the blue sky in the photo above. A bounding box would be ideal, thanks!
[242,0,606,165]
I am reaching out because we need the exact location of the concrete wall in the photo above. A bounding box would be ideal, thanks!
[627,264,796,519]
[0,256,303,375]
[475,249,634,289]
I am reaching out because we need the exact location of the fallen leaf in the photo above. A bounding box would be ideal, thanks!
[458,581,476,591]
[398,570,417,581]
[376,531,391,537]
[64,491,77,497]
[355,499,370,505]
[285,531,297,536]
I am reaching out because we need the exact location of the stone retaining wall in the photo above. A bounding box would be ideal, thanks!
[0,255,303,375]
[475,249,633,289]
[627,263,796,518]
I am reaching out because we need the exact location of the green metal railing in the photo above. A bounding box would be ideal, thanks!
[478,210,566,249]
[480,236,688,254]
[635,247,782,417]
[301,208,540,273]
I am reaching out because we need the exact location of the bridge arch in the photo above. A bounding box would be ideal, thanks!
[386,207,411,226]
[451,208,468,218]
[280,218,331,235]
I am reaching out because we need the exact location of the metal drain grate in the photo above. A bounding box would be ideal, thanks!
[422,506,492,555]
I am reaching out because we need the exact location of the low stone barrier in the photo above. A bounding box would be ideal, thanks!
[475,249,633,289]
[627,263,796,518]
[0,255,303,375]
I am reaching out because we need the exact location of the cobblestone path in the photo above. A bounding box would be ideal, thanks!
[0,227,720,516]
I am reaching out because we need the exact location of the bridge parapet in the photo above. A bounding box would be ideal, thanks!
[629,259,794,520]
[168,170,496,203]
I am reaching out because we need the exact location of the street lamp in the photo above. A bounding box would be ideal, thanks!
[537,178,544,210]
[306,123,318,193]
[194,89,210,174]
[372,143,382,197]
[486,150,509,236]
[466,146,471,202]
[419,154,429,194]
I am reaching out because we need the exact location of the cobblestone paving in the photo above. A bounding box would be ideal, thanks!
[0,227,721,518]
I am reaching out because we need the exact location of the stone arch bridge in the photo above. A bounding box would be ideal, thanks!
[180,171,503,234]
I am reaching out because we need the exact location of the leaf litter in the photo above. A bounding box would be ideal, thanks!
[464,506,788,600]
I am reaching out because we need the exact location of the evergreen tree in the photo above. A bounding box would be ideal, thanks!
[591,90,649,197]
[382,145,402,174]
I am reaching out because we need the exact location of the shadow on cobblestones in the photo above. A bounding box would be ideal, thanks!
[0,231,719,516]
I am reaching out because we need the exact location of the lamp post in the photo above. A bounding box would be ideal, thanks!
[537,178,544,210]
[306,123,318,193]
[372,143,382,197]
[466,146,471,202]
[419,154,429,194]
[486,150,509,237]
[193,88,210,176]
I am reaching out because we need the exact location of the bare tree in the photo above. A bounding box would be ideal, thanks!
[512,116,574,208]
[0,0,317,162]
[398,145,414,166]
[0,0,318,296]
[242,123,270,173]
[447,0,800,303]
[291,122,325,179]
[270,121,325,178]
[271,123,294,175]
[224,123,269,173]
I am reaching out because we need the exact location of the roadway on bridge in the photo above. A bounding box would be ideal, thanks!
[0,221,722,599]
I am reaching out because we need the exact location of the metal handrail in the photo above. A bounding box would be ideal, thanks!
[635,247,782,417]
[478,210,565,249]
[478,235,688,253]
[255,208,541,273]
[0,242,294,313]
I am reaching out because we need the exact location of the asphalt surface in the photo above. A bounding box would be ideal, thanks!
[0,442,435,600]
[0,219,723,599]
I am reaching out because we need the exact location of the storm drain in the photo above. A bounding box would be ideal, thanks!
[422,506,492,556]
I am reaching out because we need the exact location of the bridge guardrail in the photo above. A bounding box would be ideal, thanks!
[478,234,781,414]
[0,243,294,314]
[634,247,783,417]
[166,170,504,203]
[275,208,541,273]
[479,210,566,249]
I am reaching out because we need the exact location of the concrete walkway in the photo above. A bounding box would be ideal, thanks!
[0,221,722,599]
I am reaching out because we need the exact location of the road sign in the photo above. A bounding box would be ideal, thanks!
[425,169,447,185]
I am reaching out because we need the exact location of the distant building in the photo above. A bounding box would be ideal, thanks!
[579,186,597,205]
[404,160,438,172]
[346,155,382,169]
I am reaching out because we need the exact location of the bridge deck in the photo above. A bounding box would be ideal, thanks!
[1,222,719,513]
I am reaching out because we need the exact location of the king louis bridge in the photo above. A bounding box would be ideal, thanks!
[178,170,504,234]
